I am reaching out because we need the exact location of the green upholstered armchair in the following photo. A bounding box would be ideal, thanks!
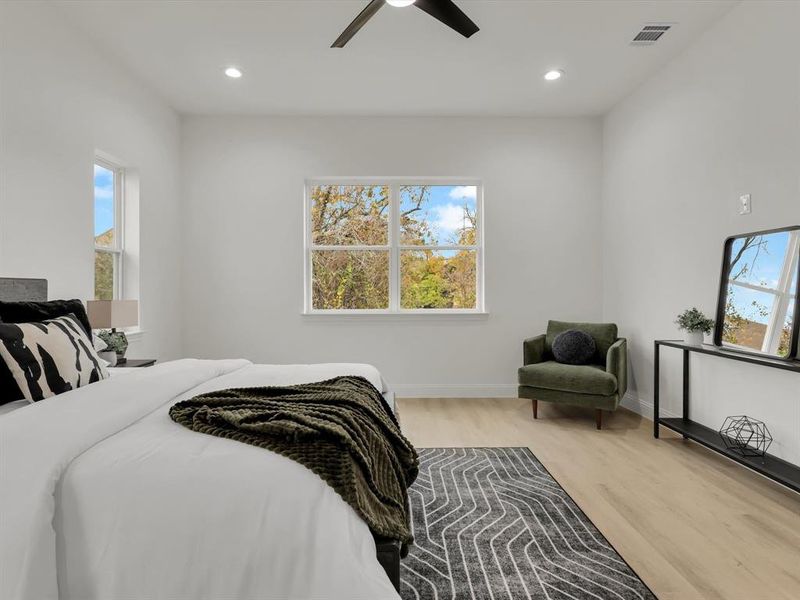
[518,320,627,430]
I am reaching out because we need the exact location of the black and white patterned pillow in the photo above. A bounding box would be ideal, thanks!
[0,314,109,402]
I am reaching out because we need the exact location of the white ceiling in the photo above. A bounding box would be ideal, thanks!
[57,0,736,116]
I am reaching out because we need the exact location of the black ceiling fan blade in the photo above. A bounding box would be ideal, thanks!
[331,0,385,48]
[414,0,480,39]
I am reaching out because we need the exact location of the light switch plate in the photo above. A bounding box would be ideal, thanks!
[739,194,751,215]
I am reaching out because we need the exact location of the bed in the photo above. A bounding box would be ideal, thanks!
[0,279,404,600]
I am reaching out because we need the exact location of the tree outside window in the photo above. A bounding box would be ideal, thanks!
[307,181,483,313]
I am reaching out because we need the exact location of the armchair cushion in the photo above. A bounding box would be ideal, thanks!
[518,361,618,396]
[546,321,618,365]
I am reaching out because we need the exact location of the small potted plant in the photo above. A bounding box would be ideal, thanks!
[675,307,715,346]
[98,329,129,364]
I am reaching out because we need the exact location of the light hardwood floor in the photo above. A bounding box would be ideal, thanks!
[397,398,800,600]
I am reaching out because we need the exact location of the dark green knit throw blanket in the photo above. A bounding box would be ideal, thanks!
[169,376,418,552]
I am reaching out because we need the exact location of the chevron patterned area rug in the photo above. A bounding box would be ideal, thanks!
[400,447,656,600]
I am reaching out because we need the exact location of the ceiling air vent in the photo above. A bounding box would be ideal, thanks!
[630,24,672,46]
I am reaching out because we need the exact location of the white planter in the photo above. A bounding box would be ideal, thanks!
[99,350,118,366]
[683,331,704,346]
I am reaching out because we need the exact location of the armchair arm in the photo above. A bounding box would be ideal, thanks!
[606,338,628,398]
[523,334,546,366]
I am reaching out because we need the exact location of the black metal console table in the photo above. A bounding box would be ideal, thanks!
[654,340,800,493]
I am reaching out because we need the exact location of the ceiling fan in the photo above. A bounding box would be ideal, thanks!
[332,0,480,48]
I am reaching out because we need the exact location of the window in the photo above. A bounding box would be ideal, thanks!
[305,180,483,314]
[94,159,124,300]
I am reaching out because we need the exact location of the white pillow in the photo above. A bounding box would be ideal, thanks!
[0,314,109,402]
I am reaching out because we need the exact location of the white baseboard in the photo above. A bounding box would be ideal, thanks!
[392,383,518,398]
[391,386,679,422]
[620,392,679,420]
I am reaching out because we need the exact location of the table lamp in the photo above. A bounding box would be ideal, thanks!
[87,300,138,364]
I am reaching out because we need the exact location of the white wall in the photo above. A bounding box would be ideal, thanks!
[5,0,796,460]
[0,1,183,360]
[181,116,603,394]
[603,1,800,462]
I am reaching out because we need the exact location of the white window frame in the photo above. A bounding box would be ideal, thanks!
[94,157,125,300]
[304,178,485,316]
[725,230,799,355]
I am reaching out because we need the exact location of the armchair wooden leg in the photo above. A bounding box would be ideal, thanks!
[532,399,538,419]
[596,409,602,430]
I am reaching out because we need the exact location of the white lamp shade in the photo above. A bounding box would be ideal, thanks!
[87,300,139,329]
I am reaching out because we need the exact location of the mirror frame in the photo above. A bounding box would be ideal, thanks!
[714,225,800,361]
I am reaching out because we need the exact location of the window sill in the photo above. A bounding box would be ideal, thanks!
[302,311,489,322]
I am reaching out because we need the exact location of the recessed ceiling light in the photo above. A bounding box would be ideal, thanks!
[386,0,416,7]
[224,67,243,79]
[544,69,564,81]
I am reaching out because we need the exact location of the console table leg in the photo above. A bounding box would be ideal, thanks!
[682,349,690,439]
[654,342,660,438]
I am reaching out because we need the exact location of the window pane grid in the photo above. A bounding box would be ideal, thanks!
[400,249,477,310]
[729,281,780,296]
[307,181,482,313]
[311,245,391,251]
[94,159,124,300]
[311,250,389,310]
[310,185,389,246]
[398,245,480,251]
[94,162,116,249]
[94,249,119,301]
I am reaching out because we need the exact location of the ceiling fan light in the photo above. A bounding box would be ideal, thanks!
[332,0,477,48]
[544,69,564,81]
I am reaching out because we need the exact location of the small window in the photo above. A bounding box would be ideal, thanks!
[305,180,483,314]
[94,159,124,300]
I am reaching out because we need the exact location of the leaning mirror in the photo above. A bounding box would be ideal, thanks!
[715,226,800,359]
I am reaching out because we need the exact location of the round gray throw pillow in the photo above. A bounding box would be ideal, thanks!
[552,330,596,365]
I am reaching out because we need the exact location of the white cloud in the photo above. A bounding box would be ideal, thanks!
[432,203,468,237]
[448,185,477,201]
[94,185,113,201]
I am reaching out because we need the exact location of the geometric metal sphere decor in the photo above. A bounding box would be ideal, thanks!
[718,415,773,458]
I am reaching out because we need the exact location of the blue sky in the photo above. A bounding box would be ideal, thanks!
[94,164,114,236]
[401,185,477,245]
[730,232,789,288]
[728,286,776,325]
[728,231,795,324]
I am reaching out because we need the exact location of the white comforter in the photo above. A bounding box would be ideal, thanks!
[0,359,400,600]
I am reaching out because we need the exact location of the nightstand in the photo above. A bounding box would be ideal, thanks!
[113,359,157,368]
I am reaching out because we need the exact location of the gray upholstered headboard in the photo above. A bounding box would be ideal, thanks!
[0,278,48,302]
